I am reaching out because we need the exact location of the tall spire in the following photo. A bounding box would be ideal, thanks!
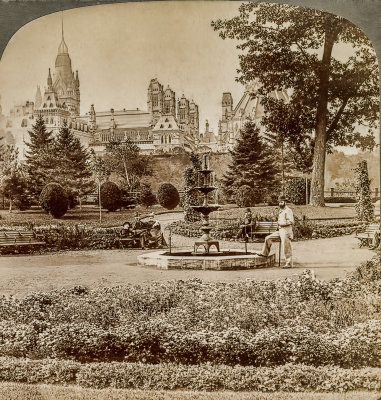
[58,11,68,54]
[47,68,53,89]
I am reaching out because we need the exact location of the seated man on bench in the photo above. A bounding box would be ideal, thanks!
[145,213,167,249]
[236,208,256,240]
[256,195,294,268]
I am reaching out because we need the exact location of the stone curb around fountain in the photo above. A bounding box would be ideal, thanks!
[137,250,276,270]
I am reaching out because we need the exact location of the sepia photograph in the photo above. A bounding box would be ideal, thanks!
[0,0,380,399]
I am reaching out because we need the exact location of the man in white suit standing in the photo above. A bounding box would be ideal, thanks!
[257,195,294,268]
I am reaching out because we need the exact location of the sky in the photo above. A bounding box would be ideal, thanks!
[0,1,378,155]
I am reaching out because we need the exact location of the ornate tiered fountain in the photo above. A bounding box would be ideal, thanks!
[192,153,221,254]
[138,153,275,270]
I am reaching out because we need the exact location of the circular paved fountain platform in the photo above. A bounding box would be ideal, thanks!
[138,250,276,270]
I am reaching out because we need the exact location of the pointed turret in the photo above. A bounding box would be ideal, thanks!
[35,86,42,108]
[47,68,53,90]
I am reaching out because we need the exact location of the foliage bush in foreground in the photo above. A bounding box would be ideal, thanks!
[39,183,69,219]
[0,258,379,367]
[0,357,380,392]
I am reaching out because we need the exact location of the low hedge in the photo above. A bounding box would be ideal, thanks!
[0,357,380,392]
[325,197,356,204]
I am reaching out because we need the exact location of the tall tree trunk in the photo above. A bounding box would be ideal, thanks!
[310,28,338,207]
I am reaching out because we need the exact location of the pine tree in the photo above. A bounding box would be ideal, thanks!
[221,121,279,204]
[54,122,93,205]
[24,115,55,198]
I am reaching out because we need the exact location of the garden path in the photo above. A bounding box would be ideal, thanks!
[0,211,375,297]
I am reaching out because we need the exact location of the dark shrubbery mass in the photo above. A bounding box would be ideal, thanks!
[138,184,157,207]
[235,185,256,207]
[100,182,121,212]
[39,183,69,219]
[157,183,180,210]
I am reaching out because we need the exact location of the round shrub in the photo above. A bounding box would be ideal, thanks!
[100,182,121,212]
[139,184,157,207]
[39,183,69,219]
[235,185,256,207]
[157,183,180,210]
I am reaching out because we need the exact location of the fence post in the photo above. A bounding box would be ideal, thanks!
[330,188,334,197]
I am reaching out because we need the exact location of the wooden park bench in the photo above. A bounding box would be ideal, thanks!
[239,221,281,266]
[356,223,380,248]
[0,230,46,252]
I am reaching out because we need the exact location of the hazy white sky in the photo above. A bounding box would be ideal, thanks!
[0,2,245,134]
[0,1,378,154]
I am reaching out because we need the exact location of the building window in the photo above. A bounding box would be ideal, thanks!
[47,96,51,100]
[152,95,158,107]
[43,104,47,108]
[21,119,28,127]
[161,136,163,144]
[50,118,54,124]
[168,135,171,144]
[50,103,54,108]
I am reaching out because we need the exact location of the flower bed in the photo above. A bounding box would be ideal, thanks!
[168,218,363,241]
[0,223,131,253]
[0,357,380,392]
[0,258,379,368]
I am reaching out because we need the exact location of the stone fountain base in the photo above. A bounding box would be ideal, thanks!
[137,250,276,270]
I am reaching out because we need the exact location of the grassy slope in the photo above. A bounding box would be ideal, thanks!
[0,204,182,228]
[0,384,379,400]
[211,205,356,221]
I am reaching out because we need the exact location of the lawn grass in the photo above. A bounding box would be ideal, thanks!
[0,204,355,228]
[0,384,379,400]
[211,204,356,221]
[0,204,181,228]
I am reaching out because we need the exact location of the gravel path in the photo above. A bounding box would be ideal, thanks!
[0,211,375,297]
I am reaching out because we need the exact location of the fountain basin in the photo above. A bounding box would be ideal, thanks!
[137,250,276,270]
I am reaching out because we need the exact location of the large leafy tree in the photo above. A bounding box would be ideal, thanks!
[212,3,379,206]
[24,115,56,198]
[54,122,93,204]
[221,121,279,203]
[105,138,153,190]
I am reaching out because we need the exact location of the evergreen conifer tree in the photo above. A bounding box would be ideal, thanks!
[24,115,55,197]
[54,121,93,205]
[221,121,279,204]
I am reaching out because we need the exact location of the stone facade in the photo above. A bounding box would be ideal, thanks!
[218,79,291,151]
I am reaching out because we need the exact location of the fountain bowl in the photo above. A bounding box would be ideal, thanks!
[138,250,276,270]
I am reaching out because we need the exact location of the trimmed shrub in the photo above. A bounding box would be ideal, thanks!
[157,183,180,210]
[285,177,310,205]
[235,185,256,207]
[355,160,374,222]
[13,194,32,211]
[39,183,69,219]
[0,357,380,391]
[138,184,156,207]
[100,182,121,212]
[324,197,356,204]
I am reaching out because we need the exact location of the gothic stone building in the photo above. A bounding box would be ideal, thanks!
[89,78,200,155]
[218,80,290,151]
[2,31,201,157]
